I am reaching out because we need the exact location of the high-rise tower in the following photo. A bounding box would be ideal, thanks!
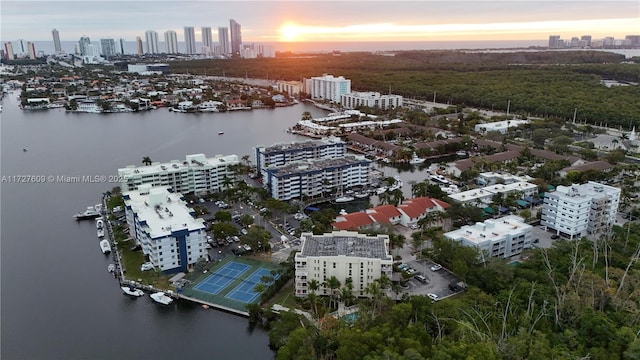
[164,30,178,54]
[201,26,212,55]
[78,36,91,56]
[52,29,62,54]
[145,30,159,54]
[184,26,196,54]
[217,27,229,55]
[100,39,116,58]
[229,19,242,56]
[136,36,144,55]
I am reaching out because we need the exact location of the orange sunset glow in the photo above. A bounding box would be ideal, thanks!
[277,18,638,42]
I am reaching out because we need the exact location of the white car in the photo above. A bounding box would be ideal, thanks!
[430,264,442,271]
[427,293,439,301]
[140,262,155,271]
[410,224,419,230]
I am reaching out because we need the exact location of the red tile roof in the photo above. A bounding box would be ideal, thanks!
[332,212,374,230]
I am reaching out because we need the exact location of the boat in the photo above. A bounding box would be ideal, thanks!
[456,150,468,157]
[121,286,144,297]
[218,131,224,135]
[99,239,111,254]
[74,206,101,220]
[339,209,348,215]
[97,228,105,238]
[334,195,355,203]
[107,264,116,273]
[354,191,369,199]
[96,218,104,229]
[23,148,28,152]
[150,292,173,305]
[409,154,426,165]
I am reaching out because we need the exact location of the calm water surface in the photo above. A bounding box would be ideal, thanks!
[0,93,329,360]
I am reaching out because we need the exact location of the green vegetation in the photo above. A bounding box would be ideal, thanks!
[264,221,640,359]
[170,51,640,129]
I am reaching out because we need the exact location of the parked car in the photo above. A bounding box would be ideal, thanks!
[140,262,154,271]
[551,234,560,239]
[430,264,442,271]
[427,293,439,301]
[240,228,248,235]
[414,274,427,283]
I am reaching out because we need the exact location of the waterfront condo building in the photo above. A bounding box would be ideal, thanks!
[164,30,178,54]
[340,92,403,110]
[276,80,302,96]
[540,182,620,239]
[294,231,393,297]
[229,19,242,56]
[145,30,159,54]
[305,74,351,103]
[123,185,206,273]
[255,137,347,177]
[52,29,62,53]
[217,27,230,55]
[263,155,371,201]
[118,153,240,195]
[184,26,196,54]
[444,215,533,259]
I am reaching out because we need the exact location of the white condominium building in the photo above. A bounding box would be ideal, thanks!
[276,81,302,96]
[340,91,403,110]
[255,137,346,177]
[123,185,206,272]
[263,155,371,201]
[118,153,240,195]
[448,181,538,207]
[444,215,533,259]
[294,231,393,297]
[305,74,351,103]
[540,182,620,239]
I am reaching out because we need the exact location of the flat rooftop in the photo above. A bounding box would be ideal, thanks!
[449,182,537,202]
[258,137,344,153]
[124,186,205,238]
[298,231,390,259]
[265,155,370,177]
[118,153,239,177]
[554,181,621,200]
[445,215,531,245]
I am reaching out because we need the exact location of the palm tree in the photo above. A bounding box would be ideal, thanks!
[325,276,341,310]
[142,156,152,166]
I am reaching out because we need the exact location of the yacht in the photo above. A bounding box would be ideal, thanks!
[354,191,369,199]
[97,228,105,238]
[218,131,224,135]
[107,264,116,273]
[409,153,426,165]
[334,195,355,203]
[74,206,101,220]
[96,218,104,229]
[150,292,173,305]
[99,239,111,254]
[121,286,144,297]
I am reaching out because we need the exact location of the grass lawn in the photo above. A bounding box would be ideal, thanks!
[264,279,298,309]
[117,239,171,289]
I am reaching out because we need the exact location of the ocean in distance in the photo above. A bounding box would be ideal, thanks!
[23,40,640,58]
[0,93,330,359]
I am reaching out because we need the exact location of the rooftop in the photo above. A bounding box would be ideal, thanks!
[258,137,345,153]
[118,153,239,177]
[298,231,390,259]
[265,155,370,177]
[444,215,531,245]
[123,186,205,238]
[553,181,621,200]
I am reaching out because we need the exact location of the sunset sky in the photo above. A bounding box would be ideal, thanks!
[2,0,638,42]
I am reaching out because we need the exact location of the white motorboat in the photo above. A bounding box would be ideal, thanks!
[96,218,104,229]
[97,228,105,238]
[409,156,426,165]
[339,209,348,215]
[334,195,355,203]
[99,239,111,254]
[354,191,369,199]
[74,206,100,220]
[107,264,116,273]
[150,292,173,305]
[121,286,144,297]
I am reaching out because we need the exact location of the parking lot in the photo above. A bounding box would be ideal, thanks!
[392,259,464,301]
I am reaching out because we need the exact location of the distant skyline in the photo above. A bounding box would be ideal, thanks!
[2,1,638,43]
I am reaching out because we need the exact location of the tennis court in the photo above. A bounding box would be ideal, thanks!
[193,261,250,295]
[226,268,279,304]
